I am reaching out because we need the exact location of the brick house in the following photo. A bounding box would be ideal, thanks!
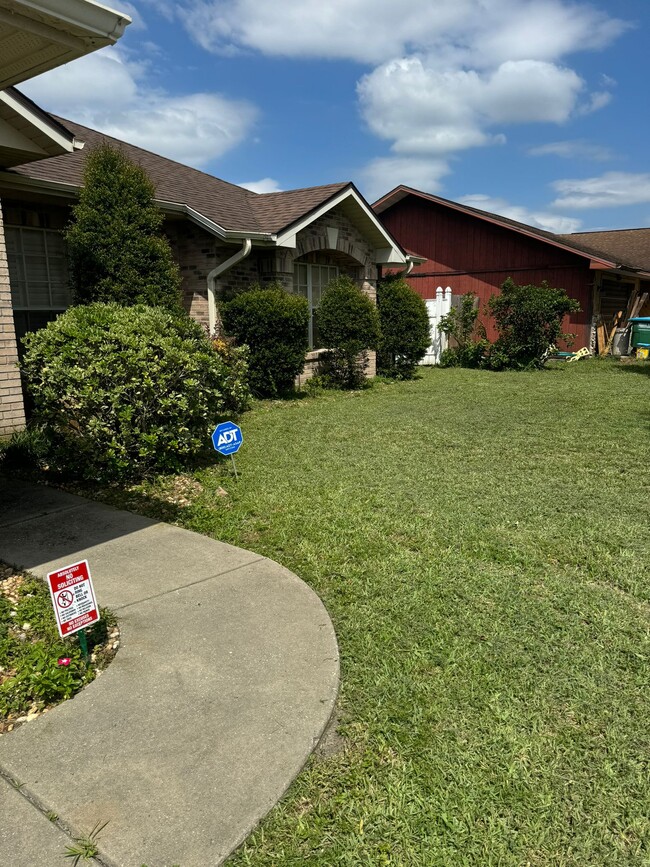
[0,0,131,437]
[0,112,409,433]
[374,186,650,350]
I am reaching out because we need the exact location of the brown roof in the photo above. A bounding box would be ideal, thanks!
[372,185,650,271]
[557,229,650,273]
[5,113,350,235]
[251,184,349,234]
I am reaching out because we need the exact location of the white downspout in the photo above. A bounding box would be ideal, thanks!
[207,238,252,336]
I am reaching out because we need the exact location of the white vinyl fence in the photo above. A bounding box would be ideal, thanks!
[421,286,452,365]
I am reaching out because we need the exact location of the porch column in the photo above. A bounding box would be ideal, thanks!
[0,197,26,437]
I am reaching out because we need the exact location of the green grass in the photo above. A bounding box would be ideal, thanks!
[91,360,650,865]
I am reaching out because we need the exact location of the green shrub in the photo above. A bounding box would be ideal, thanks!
[376,276,430,379]
[64,144,183,312]
[20,303,249,482]
[0,424,51,474]
[220,283,309,398]
[487,278,581,370]
[438,293,487,368]
[318,276,381,389]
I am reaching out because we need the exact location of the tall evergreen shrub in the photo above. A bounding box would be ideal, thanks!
[376,275,430,378]
[64,144,182,312]
[220,284,309,397]
[318,276,381,389]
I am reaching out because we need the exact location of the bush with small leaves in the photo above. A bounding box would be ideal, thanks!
[318,276,381,389]
[220,283,309,398]
[376,276,430,379]
[487,278,581,370]
[20,303,250,482]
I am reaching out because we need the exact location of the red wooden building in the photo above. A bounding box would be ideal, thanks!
[374,186,650,349]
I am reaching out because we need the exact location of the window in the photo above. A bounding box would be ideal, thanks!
[294,262,338,348]
[6,226,71,312]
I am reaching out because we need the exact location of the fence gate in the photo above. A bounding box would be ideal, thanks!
[421,286,452,365]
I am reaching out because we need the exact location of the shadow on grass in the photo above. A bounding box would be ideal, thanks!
[615,361,650,377]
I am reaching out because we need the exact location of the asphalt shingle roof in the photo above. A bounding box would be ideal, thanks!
[557,229,650,273]
[6,113,349,235]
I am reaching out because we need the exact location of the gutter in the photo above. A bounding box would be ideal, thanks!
[207,239,252,335]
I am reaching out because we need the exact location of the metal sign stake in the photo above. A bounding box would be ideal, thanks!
[230,454,239,480]
[78,628,89,665]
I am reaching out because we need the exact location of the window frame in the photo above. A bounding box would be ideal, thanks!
[294,262,339,349]
[6,224,71,312]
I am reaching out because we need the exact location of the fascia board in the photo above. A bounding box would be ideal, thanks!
[0,90,78,153]
[9,0,131,41]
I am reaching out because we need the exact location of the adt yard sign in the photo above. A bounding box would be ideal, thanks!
[212,421,243,456]
[47,560,99,638]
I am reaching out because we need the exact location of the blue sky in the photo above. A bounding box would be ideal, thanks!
[21,0,650,234]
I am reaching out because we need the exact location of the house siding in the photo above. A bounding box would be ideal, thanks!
[0,197,26,437]
[380,197,593,347]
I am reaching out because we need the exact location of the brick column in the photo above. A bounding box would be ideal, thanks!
[0,198,26,438]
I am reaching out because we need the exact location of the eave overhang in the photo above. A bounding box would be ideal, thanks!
[0,0,131,89]
[0,87,81,166]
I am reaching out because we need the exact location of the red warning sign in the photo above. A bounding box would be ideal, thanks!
[47,560,99,638]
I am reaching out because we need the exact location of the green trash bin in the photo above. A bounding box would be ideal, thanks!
[630,317,650,348]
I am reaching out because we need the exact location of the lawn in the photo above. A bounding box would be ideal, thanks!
[107,360,649,865]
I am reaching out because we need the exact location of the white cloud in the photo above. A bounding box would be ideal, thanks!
[552,172,650,209]
[179,0,629,67]
[239,178,283,193]
[20,48,257,168]
[528,140,614,161]
[358,57,584,161]
[458,194,582,233]
[362,156,452,203]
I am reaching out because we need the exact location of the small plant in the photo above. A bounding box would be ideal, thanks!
[64,820,108,865]
[376,276,430,379]
[20,303,250,482]
[318,276,381,389]
[487,278,581,370]
[0,424,51,475]
[438,293,488,368]
[220,283,309,398]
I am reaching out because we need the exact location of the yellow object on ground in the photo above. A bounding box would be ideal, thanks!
[567,347,591,362]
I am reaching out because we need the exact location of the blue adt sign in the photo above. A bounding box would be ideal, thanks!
[211,421,243,456]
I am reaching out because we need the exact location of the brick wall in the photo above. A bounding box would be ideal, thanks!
[0,198,26,438]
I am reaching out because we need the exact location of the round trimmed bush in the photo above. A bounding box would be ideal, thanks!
[376,276,430,378]
[318,276,381,389]
[220,284,309,397]
[20,303,250,482]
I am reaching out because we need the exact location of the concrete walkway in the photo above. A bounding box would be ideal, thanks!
[0,478,339,866]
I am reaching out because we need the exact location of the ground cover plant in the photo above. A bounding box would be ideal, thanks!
[71,361,649,865]
[0,563,118,732]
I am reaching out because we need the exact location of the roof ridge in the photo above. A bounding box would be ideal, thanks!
[251,181,350,199]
